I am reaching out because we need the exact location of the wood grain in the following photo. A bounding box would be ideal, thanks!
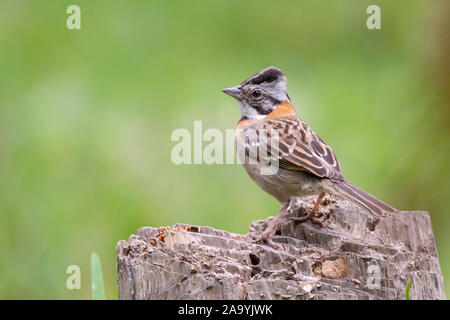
[117,194,445,300]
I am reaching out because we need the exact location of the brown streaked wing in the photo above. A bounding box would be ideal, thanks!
[310,133,342,174]
[264,115,344,182]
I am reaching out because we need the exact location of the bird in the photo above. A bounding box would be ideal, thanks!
[222,66,398,243]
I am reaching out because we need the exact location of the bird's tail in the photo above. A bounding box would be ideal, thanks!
[332,180,398,217]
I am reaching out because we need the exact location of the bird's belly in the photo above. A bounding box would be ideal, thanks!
[242,163,323,204]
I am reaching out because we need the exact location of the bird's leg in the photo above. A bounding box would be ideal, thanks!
[252,203,290,244]
[290,192,326,228]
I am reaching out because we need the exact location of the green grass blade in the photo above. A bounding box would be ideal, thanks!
[91,252,106,300]
[405,281,411,300]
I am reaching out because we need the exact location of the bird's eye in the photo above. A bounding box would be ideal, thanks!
[252,89,262,98]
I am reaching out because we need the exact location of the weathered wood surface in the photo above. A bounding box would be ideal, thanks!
[117,194,445,300]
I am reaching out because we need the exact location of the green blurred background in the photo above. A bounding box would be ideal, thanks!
[0,0,449,299]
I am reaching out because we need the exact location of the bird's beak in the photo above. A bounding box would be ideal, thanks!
[222,85,243,100]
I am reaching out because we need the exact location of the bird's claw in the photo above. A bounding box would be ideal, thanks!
[290,216,326,228]
[250,235,283,250]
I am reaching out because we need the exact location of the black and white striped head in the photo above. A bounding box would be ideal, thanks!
[222,66,290,119]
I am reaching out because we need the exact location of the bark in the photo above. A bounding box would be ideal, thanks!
[117,194,445,300]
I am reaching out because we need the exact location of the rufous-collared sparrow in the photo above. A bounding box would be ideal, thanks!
[223,66,398,243]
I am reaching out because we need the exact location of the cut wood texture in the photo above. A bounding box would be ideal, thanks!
[117,194,445,300]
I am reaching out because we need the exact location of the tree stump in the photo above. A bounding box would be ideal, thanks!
[116,194,446,300]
